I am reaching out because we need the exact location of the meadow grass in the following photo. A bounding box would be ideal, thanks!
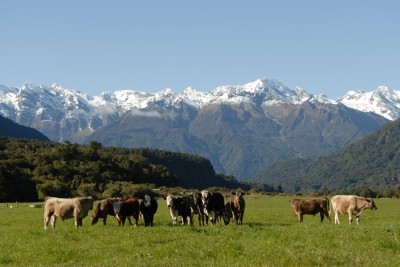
[0,196,399,266]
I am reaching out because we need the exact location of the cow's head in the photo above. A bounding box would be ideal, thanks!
[90,202,101,225]
[367,198,378,210]
[113,202,123,222]
[90,214,99,225]
[143,195,152,208]
[166,195,174,209]
[201,190,209,206]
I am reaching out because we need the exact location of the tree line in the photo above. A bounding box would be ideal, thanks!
[0,137,246,202]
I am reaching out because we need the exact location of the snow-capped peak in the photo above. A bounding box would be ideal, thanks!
[338,86,400,120]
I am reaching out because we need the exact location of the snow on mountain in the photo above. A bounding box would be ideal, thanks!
[338,86,400,120]
[0,78,399,143]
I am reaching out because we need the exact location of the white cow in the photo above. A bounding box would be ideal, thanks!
[331,195,377,225]
[44,196,94,229]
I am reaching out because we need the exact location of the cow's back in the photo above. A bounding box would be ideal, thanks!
[331,195,357,213]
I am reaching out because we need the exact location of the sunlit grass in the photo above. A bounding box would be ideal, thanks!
[0,197,399,266]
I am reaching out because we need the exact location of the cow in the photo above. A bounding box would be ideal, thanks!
[222,202,232,225]
[166,195,193,225]
[44,196,95,229]
[113,198,140,226]
[90,198,122,225]
[331,195,377,224]
[230,191,245,225]
[139,195,158,227]
[289,198,331,224]
[191,192,208,226]
[201,190,225,225]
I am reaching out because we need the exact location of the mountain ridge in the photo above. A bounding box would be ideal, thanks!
[0,78,394,179]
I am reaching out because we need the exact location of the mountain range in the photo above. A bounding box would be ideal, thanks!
[0,78,397,180]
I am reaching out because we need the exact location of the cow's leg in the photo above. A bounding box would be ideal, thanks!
[320,211,324,223]
[348,212,353,224]
[356,215,360,224]
[51,215,57,228]
[299,213,303,224]
[334,211,340,224]
[76,218,83,227]
[44,213,52,229]
[211,210,216,225]
[133,215,139,227]
[150,214,154,227]
[324,210,331,222]
[103,217,107,225]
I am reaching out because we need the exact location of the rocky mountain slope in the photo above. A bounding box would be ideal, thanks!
[0,78,394,179]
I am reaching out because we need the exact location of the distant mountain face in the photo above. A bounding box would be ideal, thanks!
[252,118,400,193]
[0,115,49,141]
[0,78,394,179]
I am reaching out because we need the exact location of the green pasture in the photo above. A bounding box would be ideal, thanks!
[0,196,399,266]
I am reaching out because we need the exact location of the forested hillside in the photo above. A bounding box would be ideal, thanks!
[253,119,400,194]
[0,115,49,141]
[0,138,245,202]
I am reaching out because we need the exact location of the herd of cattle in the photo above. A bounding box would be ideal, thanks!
[43,192,377,229]
[43,190,245,229]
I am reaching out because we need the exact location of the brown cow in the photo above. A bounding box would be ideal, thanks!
[230,191,245,225]
[289,198,330,224]
[331,195,377,224]
[113,198,140,226]
[90,198,122,225]
[44,196,95,229]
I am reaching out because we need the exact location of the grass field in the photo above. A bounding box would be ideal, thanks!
[0,196,399,266]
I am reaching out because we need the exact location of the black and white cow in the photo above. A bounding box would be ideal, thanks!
[139,195,158,227]
[201,190,225,225]
[166,195,193,225]
[191,192,208,226]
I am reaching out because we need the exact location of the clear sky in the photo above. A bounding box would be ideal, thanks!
[1,1,399,98]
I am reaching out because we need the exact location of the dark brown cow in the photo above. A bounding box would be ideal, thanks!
[113,198,140,226]
[289,198,331,224]
[90,198,122,225]
[230,191,245,225]
[331,195,377,224]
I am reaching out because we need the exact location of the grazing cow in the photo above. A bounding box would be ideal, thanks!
[90,198,122,225]
[222,202,232,225]
[166,195,193,225]
[191,192,208,226]
[230,191,246,225]
[113,198,140,226]
[139,195,158,227]
[331,195,377,224]
[201,190,225,225]
[44,196,95,229]
[289,198,331,224]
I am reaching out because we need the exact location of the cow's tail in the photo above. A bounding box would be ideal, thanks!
[327,197,331,216]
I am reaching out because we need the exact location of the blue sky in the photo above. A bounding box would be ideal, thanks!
[1,1,399,98]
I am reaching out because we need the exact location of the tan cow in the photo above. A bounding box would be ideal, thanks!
[44,196,95,229]
[230,191,245,225]
[290,198,331,223]
[331,195,377,225]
